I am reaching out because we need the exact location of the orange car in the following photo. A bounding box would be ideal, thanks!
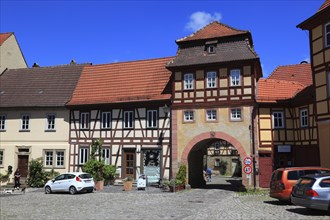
[269,167,330,202]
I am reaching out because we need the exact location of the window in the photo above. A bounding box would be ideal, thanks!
[44,150,65,167]
[46,114,55,131]
[101,112,111,129]
[45,151,53,166]
[230,108,242,121]
[21,114,30,130]
[102,148,111,165]
[325,23,330,47]
[79,147,89,165]
[184,73,194,90]
[0,150,3,166]
[230,69,241,86]
[147,110,157,128]
[80,112,90,129]
[184,111,194,122]
[300,108,308,128]
[207,71,217,88]
[123,111,134,129]
[273,111,284,128]
[327,72,330,97]
[207,45,216,54]
[206,110,217,121]
[0,115,6,131]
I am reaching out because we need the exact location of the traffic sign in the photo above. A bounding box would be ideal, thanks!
[243,165,252,174]
[243,157,252,166]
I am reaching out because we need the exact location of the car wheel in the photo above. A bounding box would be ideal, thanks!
[45,186,52,194]
[69,186,77,195]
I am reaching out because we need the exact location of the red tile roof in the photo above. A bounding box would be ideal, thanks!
[268,63,312,86]
[0,32,13,45]
[318,0,330,12]
[176,21,248,43]
[257,79,305,103]
[67,57,173,106]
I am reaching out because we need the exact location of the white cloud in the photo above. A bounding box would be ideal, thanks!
[185,11,222,32]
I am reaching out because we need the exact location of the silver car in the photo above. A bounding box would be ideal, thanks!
[44,172,95,195]
[291,173,330,212]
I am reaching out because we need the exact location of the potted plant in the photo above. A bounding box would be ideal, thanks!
[164,164,187,192]
[82,139,116,190]
[122,176,133,191]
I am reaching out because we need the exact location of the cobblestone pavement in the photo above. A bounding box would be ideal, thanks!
[0,177,329,220]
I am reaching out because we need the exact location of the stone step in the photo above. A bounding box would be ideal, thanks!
[114,179,137,186]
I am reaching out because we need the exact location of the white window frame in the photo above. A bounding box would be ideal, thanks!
[208,45,215,54]
[300,108,308,128]
[46,114,56,131]
[21,114,30,130]
[273,111,284,129]
[184,73,194,90]
[230,69,241,86]
[230,108,242,121]
[101,112,111,129]
[80,112,90,130]
[102,148,111,165]
[147,110,158,128]
[123,111,134,129]
[79,147,89,165]
[325,22,330,47]
[45,151,53,166]
[183,111,194,122]
[0,150,3,166]
[56,151,65,167]
[206,110,217,121]
[207,71,217,88]
[327,72,330,97]
[0,115,6,131]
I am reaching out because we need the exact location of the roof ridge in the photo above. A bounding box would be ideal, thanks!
[262,78,306,87]
[89,56,175,68]
[176,21,248,42]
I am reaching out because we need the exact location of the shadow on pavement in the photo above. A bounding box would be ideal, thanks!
[199,176,243,192]
[264,200,292,206]
[286,207,329,216]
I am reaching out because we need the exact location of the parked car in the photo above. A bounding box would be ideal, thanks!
[44,172,94,195]
[269,167,330,202]
[291,173,330,212]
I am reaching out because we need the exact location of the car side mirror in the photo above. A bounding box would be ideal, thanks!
[52,179,55,183]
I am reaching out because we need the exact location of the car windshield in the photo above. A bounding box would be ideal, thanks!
[296,177,315,187]
[79,173,93,179]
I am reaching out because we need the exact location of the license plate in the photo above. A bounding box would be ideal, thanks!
[84,180,91,183]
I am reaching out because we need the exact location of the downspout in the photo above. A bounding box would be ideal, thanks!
[251,104,257,192]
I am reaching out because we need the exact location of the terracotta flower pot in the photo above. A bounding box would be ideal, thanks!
[123,181,133,191]
[94,180,104,191]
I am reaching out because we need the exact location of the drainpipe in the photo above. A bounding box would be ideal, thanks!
[251,104,257,192]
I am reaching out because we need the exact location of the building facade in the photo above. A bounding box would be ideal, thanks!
[66,58,173,184]
[297,0,330,168]
[166,21,262,187]
[0,64,86,183]
[0,32,27,74]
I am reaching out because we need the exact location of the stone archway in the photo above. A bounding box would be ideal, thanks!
[181,131,248,188]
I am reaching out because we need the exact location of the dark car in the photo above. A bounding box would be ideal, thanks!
[291,173,330,212]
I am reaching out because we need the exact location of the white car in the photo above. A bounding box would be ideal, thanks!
[44,172,94,195]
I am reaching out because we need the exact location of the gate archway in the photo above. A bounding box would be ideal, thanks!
[181,132,248,188]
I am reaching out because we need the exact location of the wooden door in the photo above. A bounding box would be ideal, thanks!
[123,152,135,179]
[18,155,29,177]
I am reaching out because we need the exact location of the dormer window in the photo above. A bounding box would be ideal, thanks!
[207,45,216,54]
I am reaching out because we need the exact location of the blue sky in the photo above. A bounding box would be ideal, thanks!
[0,0,323,77]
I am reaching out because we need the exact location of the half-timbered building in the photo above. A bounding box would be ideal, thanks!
[166,21,262,187]
[66,57,173,184]
[297,0,330,168]
[257,63,319,187]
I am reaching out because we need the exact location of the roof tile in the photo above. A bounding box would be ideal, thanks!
[67,57,173,106]
[0,32,13,46]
